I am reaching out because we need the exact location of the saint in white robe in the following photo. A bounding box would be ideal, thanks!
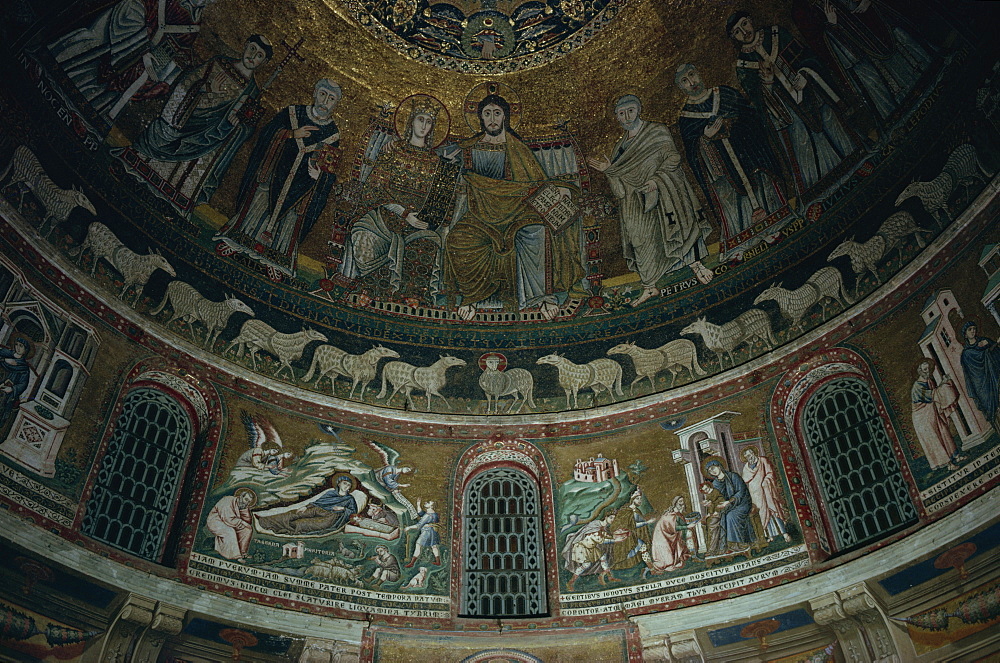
[604,121,710,288]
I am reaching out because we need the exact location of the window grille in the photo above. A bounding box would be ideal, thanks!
[802,378,917,550]
[462,468,547,617]
[82,388,192,561]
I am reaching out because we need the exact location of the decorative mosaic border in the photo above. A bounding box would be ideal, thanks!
[341,0,630,74]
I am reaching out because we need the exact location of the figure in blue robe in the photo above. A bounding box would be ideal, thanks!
[256,474,358,535]
[960,321,1000,425]
[404,499,442,566]
[705,460,755,549]
[0,339,31,423]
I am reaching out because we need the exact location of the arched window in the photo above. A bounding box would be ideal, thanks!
[82,387,194,561]
[802,378,917,550]
[461,467,547,618]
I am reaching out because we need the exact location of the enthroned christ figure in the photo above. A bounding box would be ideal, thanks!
[445,88,586,321]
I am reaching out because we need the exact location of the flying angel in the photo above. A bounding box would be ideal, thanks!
[234,411,292,477]
[367,439,418,519]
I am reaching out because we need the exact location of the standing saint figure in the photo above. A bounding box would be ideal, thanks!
[740,447,793,543]
[705,458,756,552]
[47,0,216,127]
[445,88,585,321]
[0,338,31,426]
[728,11,855,195]
[404,498,442,567]
[340,94,461,305]
[960,321,1000,430]
[215,78,343,281]
[675,64,788,257]
[791,0,932,129]
[911,359,963,471]
[120,34,272,214]
[206,487,256,561]
[649,495,693,573]
[588,95,712,307]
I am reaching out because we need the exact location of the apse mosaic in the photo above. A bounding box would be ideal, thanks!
[0,205,998,620]
[343,0,627,73]
[0,0,998,628]
[0,0,995,417]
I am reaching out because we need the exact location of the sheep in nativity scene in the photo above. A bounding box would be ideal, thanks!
[303,558,364,587]
[402,566,430,589]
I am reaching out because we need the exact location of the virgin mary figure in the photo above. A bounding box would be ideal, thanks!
[339,94,460,305]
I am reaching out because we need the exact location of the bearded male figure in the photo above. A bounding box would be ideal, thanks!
[215,78,342,280]
[589,95,711,306]
[675,65,787,257]
[445,93,585,321]
[728,11,855,194]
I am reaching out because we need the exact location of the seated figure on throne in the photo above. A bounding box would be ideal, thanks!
[339,94,461,305]
[445,83,587,321]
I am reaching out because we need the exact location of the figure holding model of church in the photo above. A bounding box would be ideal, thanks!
[117,34,271,214]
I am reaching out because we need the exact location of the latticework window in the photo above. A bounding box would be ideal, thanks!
[461,468,547,618]
[802,378,917,550]
[82,388,193,561]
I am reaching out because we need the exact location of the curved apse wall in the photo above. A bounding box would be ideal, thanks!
[0,0,998,661]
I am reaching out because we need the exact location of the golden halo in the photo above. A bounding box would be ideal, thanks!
[393,94,451,150]
[463,81,522,134]
[234,487,257,507]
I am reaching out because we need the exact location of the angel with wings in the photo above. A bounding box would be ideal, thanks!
[367,439,418,519]
[231,411,294,479]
